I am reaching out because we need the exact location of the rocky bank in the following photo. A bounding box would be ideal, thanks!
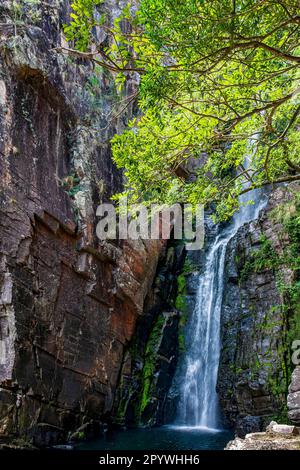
[1,0,300,450]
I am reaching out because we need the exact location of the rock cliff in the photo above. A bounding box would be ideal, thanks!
[0,0,165,446]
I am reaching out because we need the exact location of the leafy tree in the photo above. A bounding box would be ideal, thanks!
[64,0,300,220]
[64,0,104,51]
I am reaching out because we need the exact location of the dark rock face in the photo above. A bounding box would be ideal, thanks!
[0,1,164,445]
[218,187,296,429]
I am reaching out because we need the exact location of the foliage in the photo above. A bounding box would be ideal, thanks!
[182,258,198,274]
[270,192,300,334]
[65,0,300,220]
[282,204,300,346]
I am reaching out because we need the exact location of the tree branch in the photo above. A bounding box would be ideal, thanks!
[240,173,300,195]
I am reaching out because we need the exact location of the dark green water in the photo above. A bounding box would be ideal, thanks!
[76,426,233,451]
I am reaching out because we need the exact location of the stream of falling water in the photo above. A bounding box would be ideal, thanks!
[178,185,268,430]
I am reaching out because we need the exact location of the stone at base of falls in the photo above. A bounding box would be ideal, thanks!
[217,187,300,428]
[226,421,300,450]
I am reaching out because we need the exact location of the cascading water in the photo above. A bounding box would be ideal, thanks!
[177,179,268,430]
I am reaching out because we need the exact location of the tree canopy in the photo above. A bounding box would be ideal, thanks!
[64,0,300,220]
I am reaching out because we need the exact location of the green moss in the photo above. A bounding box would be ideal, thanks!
[288,309,300,344]
[175,295,187,313]
[77,431,86,441]
[277,201,300,392]
[256,307,283,334]
[115,383,131,422]
[239,235,278,282]
[234,253,241,267]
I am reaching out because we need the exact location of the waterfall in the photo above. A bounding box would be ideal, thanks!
[177,183,268,430]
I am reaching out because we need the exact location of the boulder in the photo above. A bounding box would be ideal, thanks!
[266,421,299,436]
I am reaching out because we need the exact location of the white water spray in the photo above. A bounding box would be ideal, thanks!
[178,175,267,429]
